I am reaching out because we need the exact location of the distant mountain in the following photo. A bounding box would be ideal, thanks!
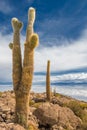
[0,82,12,85]
[34,66,87,75]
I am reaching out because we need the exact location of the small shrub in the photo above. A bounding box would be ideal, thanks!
[66,100,87,130]
[27,125,34,130]
[66,101,83,118]
[54,93,62,98]
[29,100,35,106]
[79,102,87,109]
[32,102,42,108]
[27,122,38,130]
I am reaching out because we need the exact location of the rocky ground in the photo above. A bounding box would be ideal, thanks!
[0,91,87,130]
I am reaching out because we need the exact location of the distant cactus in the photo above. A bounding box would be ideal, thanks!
[46,60,51,101]
[10,7,39,128]
[53,87,56,96]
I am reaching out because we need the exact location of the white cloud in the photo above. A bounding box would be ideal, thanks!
[35,32,87,72]
[0,1,13,14]
[51,73,87,82]
[0,33,12,81]
[33,72,87,84]
[0,28,87,82]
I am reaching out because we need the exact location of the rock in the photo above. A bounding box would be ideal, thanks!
[2,106,10,113]
[6,114,11,119]
[34,103,58,126]
[51,98,63,106]
[0,123,25,130]
[52,125,64,130]
[0,116,4,122]
[30,107,36,113]
[33,98,46,103]
[1,114,6,120]
[10,124,25,130]
[28,114,39,128]
[33,103,81,129]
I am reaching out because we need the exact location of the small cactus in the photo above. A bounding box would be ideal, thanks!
[46,60,51,101]
[53,87,56,96]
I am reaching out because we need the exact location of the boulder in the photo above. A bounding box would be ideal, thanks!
[33,103,81,130]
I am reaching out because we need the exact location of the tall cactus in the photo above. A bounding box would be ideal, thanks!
[46,60,51,101]
[10,7,39,128]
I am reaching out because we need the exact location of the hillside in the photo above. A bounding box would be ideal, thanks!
[0,91,87,130]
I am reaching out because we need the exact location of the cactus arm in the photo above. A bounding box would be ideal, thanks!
[9,43,13,49]
[11,18,23,91]
[26,7,35,42]
[21,7,39,93]
[29,33,39,49]
[23,7,36,68]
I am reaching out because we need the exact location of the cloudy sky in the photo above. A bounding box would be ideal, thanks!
[0,0,87,82]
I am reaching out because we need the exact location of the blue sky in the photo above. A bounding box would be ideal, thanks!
[0,0,87,82]
[1,0,87,41]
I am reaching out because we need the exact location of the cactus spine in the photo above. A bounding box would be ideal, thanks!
[46,60,51,101]
[10,7,39,128]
